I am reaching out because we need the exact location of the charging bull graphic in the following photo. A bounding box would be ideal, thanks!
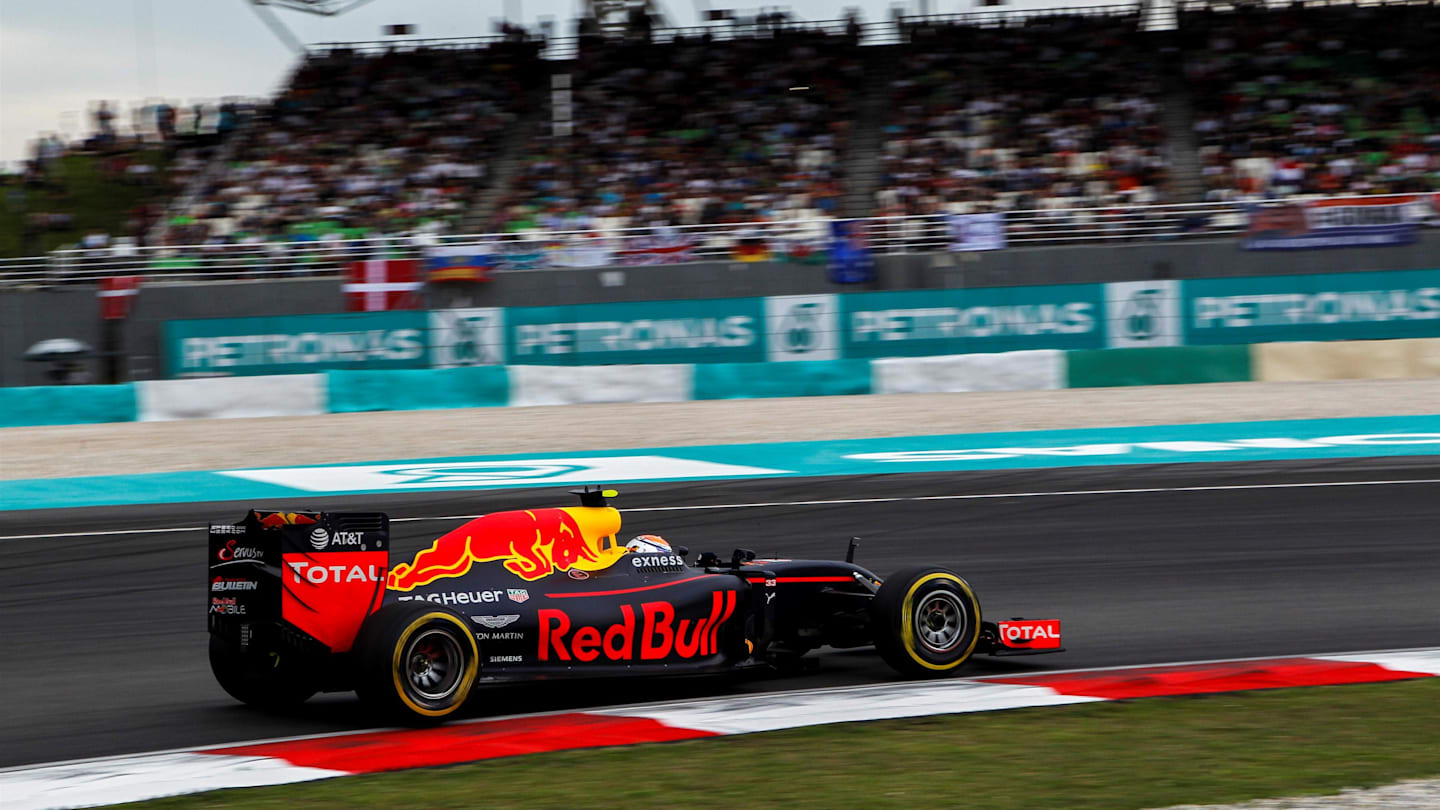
[257,511,318,528]
[388,507,623,589]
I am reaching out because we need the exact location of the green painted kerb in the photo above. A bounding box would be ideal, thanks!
[326,367,509,413]
[1066,345,1252,388]
[693,359,872,400]
[0,383,138,427]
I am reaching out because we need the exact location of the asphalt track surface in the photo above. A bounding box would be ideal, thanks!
[3,457,1440,768]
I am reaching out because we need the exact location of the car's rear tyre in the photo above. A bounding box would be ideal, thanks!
[871,566,982,678]
[354,602,479,724]
[208,635,317,708]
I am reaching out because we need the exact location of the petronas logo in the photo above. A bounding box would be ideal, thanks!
[1121,289,1163,341]
[780,302,821,353]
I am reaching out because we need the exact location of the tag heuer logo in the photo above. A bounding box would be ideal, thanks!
[507,588,530,604]
[471,614,520,628]
[308,527,329,550]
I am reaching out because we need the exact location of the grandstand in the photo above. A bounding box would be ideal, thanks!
[1,0,1435,278]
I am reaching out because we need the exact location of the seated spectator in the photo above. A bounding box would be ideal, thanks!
[1182,4,1439,198]
[873,13,1169,216]
[158,42,543,246]
[490,28,861,233]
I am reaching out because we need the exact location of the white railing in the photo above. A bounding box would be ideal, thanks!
[0,196,1349,287]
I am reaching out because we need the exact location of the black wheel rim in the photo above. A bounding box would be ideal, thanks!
[403,628,464,703]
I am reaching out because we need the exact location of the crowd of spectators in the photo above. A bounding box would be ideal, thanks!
[487,26,861,233]
[15,4,1440,264]
[158,42,544,246]
[874,14,1169,217]
[1182,4,1440,200]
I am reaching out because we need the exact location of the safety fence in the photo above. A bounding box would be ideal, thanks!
[7,337,1440,427]
[4,195,1415,288]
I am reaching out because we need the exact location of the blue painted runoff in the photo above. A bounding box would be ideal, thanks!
[2,415,1438,512]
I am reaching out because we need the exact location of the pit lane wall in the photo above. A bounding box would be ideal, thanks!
[6,337,1440,426]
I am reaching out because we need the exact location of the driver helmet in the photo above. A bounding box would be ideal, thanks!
[626,534,672,554]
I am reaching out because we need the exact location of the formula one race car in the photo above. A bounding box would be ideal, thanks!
[207,489,1062,721]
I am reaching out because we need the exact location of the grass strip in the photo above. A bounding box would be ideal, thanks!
[127,679,1440,810]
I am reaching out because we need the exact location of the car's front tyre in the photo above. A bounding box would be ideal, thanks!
[871,566,982,678]
[354,601,479,724]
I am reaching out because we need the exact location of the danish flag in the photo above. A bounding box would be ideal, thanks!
[345,260,424,312]
[98,276,141,320]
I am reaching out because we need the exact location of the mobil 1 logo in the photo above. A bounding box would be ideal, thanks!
[765,294,839,361]
[1105,280,1181,348]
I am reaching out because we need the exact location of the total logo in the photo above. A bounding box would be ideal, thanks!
[287,561,383,585]
[309,527,365,550]
[997,620,1062,649]
[539,591,736,662]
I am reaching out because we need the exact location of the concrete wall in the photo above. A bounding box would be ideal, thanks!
[3,231,1437,385]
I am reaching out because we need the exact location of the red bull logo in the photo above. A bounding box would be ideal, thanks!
[257,512,318,528]
[388,507,622,590]
[538,591,737,662]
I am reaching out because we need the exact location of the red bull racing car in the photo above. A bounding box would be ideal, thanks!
[208,489,1063,721]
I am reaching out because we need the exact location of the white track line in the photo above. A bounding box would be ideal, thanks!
[4,644,1437,775]
[3,477,1439,542]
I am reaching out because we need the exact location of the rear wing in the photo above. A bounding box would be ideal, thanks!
[208,509,390,654]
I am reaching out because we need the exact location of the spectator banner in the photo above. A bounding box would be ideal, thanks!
[1242,196,1425,251]
[429,308,506,368]
[164,312,429,378]
[731,229,772,262]
[827,221,875,284]
[948,213,1007,252]
[506,298,766,365]
[1183,269,1440,345]
[345,260,424,311]
[614,231,701,265]
[840,285,1105,359]
[492,245,548,272]
[546,236,616,268]
[424,247,493,283]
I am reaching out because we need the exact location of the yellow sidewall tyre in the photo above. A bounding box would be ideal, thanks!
[354,601,479,724]
[871,566,982,678]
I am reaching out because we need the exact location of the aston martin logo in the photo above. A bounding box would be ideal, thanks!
[471,615,520,629]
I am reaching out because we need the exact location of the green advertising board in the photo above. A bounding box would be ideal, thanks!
[839,284,1106,358]
[1183,269,1440,345]
[160,269,1440,377]
[163,311,430,377]
[504,297,767,365]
